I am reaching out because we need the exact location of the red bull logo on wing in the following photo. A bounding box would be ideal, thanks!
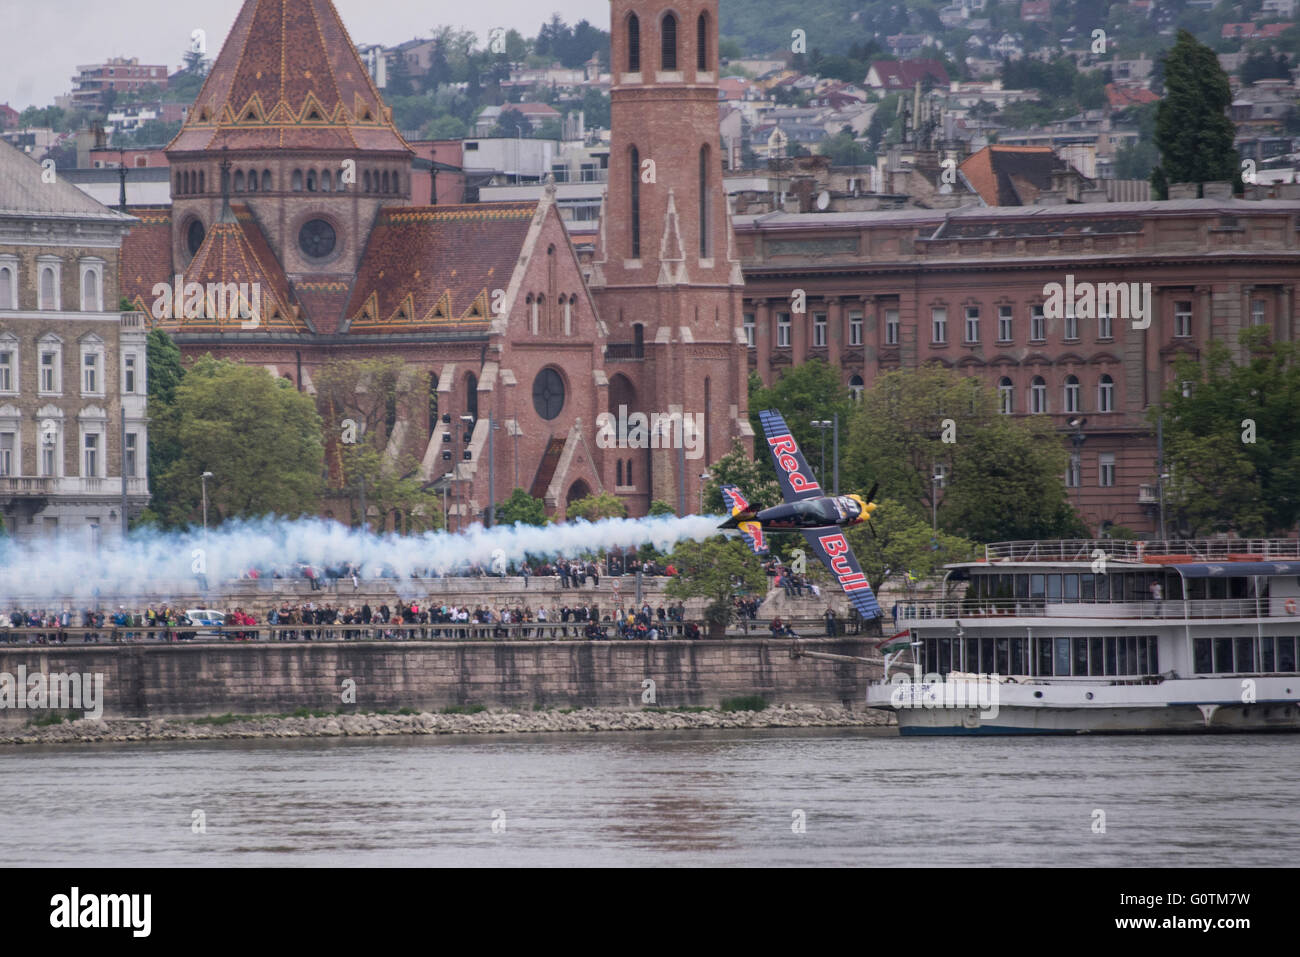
[819,533,871,593]
[767,434,820,493]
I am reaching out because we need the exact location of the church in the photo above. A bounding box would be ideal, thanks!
[120,0,752,524]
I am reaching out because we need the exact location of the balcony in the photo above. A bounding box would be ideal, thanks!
[0,476,148,498]
[1138,484,1159,503]
[896,597,1275,621]
[0,477,54,496]
[604,342,645,360]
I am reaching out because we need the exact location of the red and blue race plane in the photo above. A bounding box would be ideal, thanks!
[719,409,883,620]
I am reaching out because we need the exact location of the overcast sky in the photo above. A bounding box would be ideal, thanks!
[1,0,610,110]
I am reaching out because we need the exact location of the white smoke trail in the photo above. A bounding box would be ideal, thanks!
[0,514,727,602]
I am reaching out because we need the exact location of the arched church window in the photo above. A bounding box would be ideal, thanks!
[661,13,677,70]
[627,13,640,72]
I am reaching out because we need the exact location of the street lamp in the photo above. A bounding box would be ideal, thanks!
[810,420,831,487]
[201,471,213,532]
[699,471,712,513]
[1068,417,1087,516]
[932,470,943,532]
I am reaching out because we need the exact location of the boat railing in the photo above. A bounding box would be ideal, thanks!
[982,539,1300,563]
[893,597,1269,620]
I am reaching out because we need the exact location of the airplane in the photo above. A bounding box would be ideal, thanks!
[720,485,768,555]
[718,409,883,620]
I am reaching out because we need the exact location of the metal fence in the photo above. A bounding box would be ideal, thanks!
[0,617,856,645]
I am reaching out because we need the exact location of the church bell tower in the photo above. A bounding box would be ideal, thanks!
[591,0,752,516]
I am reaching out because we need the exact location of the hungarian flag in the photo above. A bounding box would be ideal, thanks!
[877,630,911,653]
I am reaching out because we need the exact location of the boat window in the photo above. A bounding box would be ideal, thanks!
[1278,637,1296,671]
[1089,637,1104,675]
[1046,575,1062,601]
[1095,573,1109,601]
[1054,637,1071,676]
[1213,637,1234,673]
[1009,637,1026,674]
[1261,637,1274,672]
[995,637,1009,674]
[923,638,937,673]
[938,638,952,673]
[1036,637,1052,677]
[1105,637,1117,675]
[1117,637,1129,673]
[1167,576,1183,600]
[1148,637,1158,673]
[964,638,978,673]
[1229,577,1248,600]
[1136,637,1149,674]
[1187,577,1205,600]
[1064,574,1079,601]
[1082,573,1095,600]
[1194,638,1213,674]
[1070,637,1086,675]
[1015,575,1028,600]
[1208,577,1228,600]
[1235,637,1255,673]
[996,574,1012,598]
[1127,637,1139,673]
[1030,574,1045,599]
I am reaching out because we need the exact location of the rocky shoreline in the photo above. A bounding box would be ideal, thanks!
[0,705,894,746]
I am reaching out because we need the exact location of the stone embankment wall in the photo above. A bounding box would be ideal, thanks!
[0,638,882,723]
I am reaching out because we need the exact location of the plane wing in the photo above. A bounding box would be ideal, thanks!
[757,409,823,504]
[801,528,882,620]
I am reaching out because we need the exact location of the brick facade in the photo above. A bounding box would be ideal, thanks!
[732,200,1300,534]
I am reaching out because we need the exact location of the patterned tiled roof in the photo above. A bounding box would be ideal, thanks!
[120,206,174,314]
[168,0,410,155]
[344,202,538,334]
[155,203,308,333]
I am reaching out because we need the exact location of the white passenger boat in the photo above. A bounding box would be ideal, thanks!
[864,539,1300,734]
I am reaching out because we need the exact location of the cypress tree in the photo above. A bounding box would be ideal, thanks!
[1154,30,1239,193]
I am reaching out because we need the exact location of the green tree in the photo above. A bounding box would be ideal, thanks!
[566,491,628,521]
[816,129,874,166]
[423,114,468,139]
[749,359,852,490]
[941,415,1088,542]
[1154,327,1300,535]
[845,366,1085,542]
[700,441,781,514]
[1152,29,1239,193]
[493,106,529,137]
[495,487,549,526]
[648,499,676,516]
[150,357,323,527]
[842,497,977,594]
[138,329,185,528]
[1163,433,1266,537]
[665,536,766,630]
[579,87,611,129]
[315,357,443,531]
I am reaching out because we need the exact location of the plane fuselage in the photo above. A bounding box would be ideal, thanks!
[751,495,867,532]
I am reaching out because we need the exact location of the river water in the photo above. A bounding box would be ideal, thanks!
[2,729,1295,866]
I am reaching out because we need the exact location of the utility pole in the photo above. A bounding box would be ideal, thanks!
[488,410,495,527]
[120,405,128,538]
[1157,415,1167,542]
[833,412,839,496]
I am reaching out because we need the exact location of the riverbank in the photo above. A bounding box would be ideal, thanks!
[0,704,894,746]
